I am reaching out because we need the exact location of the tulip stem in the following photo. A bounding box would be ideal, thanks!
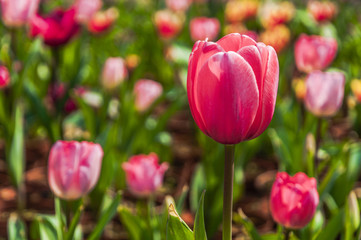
[223,145,235,240]
[284,229,291,240]
[314,118,323,178]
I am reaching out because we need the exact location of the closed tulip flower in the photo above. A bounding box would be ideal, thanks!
[270,172,319,229]
[101,57,128,90]
[133,79,163,112]
[154,10,184,39]
[0,66,10,89]
[1,0,39,27]
[122,153,169,197]
[74,0,102,24]
[187,33,279,144]
[295,34,337,73]
[48,141,103,200]
[88,8,118,34]
[305,71,345,117]
[190,17,220,42]
[30,8,80,47]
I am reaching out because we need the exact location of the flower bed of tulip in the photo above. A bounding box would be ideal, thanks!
[0,0,361,239]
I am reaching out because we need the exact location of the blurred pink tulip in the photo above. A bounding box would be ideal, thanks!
[305,71,345,117]
[295,34,338,73]
[166,0,192,12]
[30,8,80,47]
[308,1,337,23]
[187,33,279,144]
[88,8,118,34]
[154,10,184,39]
[101,57,128,90]
[190,17,220,41]
[74,0,102,24]
[1,0,40,27]
[133,79,163,112]
[270,172,319,229]
[48,141,103,200]
[0,66,10,89]
[122,153,168,197]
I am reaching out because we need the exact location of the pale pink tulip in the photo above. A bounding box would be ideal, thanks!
[133,79,163,112]
[1,0,40,27]
[101,57,128,90]
[190,17,220,41]
[74,0,102,24]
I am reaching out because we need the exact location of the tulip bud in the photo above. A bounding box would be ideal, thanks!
[294,34,338,73]
[48,141,103,200]
[259,1,295,29]
[308,1,337,23]
[187,33,279,144]
[154,10,184,40]
[122,153,169,197]
[30,8,80,47]
[270,172,319,229]
[259,25,290,53]
[1,0,40,27]
[88,8,118,34]
[101,57,128,90]
[225,0,259,23]
[0,66,10,89]
[74,0,102,24]
[351,79,361,103]
[166,0,192,12]
[133,79,163,112]
[305,71,345,117]
[190,17,220,42]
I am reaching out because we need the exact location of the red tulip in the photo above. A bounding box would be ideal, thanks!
[187,33,279,144]
[0,66,10,89]
[1,0,40,27]
[122,153,168,197]
[74,0,102,24]
[101,57,128,90]
[166,0,192,12]
[133,79,163,112]
[308,1,337,23]
[48,141,103,200]
[154,10,184,39]
[295,34,338,73]
[29,8,80,47]
[270,172,319,229]
[88,8,118,34]
[190,17,220,42]
[305,71,345,117]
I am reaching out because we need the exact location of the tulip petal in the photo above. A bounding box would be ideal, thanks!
[194,51,259,144]
[217,33,257,52]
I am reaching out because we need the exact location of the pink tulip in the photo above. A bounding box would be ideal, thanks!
[122,153,168,197]
[190,17,220,42]
[166,0,192,12]
[270,172,319,229]
[29,8,80,47]
[308,1,337,23]
[0,66,10,89]
[187,33,279,144]
[154,10,184,39]
[74,0,102,24]
[101,57,128,90]
[1,0,40,27]
[133,79,163,112]
[295,34,337,73]
[48,141,103,200]
[88,8,118,34]
[305,71,345,117]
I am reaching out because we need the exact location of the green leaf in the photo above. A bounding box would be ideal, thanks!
[36,215,59,240]
[88,193,121,240]
[233,209,262,240]
[194,191,207,240]
[166,204,193,240]
[66,203,84,240]
[118,206,148,240]
[9,103,24,188]
[8,214,26,240]
[315,209,344,240]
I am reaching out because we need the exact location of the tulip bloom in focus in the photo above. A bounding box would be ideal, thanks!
[166,0,192,12]
[101,57,128,90]
[74,0,102,24]
[1,0,39,27]
[294,34,337,73]
[48,141,103,200]
[190,17,220,41]
[308,1,337,23]
[154,10,184,39]
[259,1,295,29]
[187,33,279,144]
[0,66,10,89]
[88,8,118,34]
[270,172,319,229]
[122,153,168,197]
[30,8,80,47]
[133,79,163,112]
[305,71,345,117]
